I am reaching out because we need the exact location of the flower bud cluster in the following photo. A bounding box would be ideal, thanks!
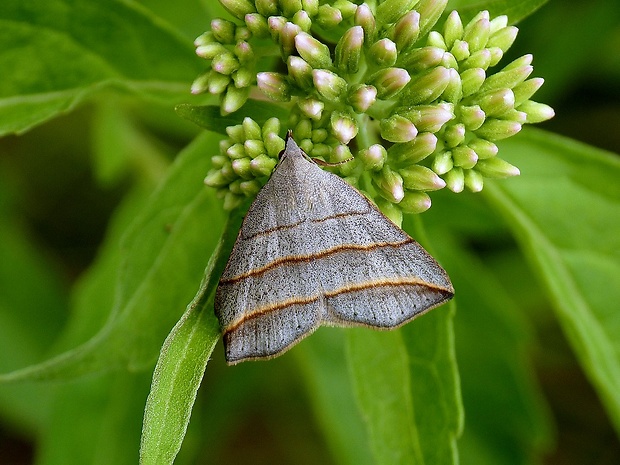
[195,0,553,213]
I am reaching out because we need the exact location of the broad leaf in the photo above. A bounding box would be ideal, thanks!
[485,128,620,435]
[0,0,203,136]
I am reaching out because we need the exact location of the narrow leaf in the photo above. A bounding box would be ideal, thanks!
[140,215,241,465]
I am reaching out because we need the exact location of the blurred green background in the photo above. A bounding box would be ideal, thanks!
[1,0,619,464]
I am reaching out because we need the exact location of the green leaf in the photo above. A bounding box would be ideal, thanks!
[139,215,241,465]
[484,128,620,435]
[296,329,374,465]
[448,0,550,23]
[0,132,226,383]
[346,308,461,464]
[432,231,553,464]
[176,101,290,135]
[0,0,203,136]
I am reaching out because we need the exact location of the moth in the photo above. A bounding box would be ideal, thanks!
[215,132,453,364]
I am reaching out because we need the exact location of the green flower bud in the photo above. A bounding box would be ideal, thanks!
[369,39,398,67]
[226,143,246,159]
[359,144,387,171]
[389,132,438,164]
[488,25,518,52]
[432,150,453,175]
[231,68,253,88]
[241,117,261,140]
[464,169,484,192]
[262,118,280,138]
[300,139,314,156]
[450,40,470,62]
[478,88,515,117]
[444,166,464,192]
[376,0,418,25]
[295,32,333,68]
[312,128,328,143]
[239,179,262,196]
[230,179,244,193]
[480,59,533,93]
[443,10,463,49]
[428,31,447,50]
[468,137,498,159]
[441,68,463,103]
[513,77,544,106]
[475,119,521,140]
[194,31,215,48]
[401,66,451,104]
[288,56,314,89]
[376,197,403,225]
[399,191,432,214]
[220,162,236,180]
[292,10,312,31]
[332,144,353,163]
[461,67,486,96]
[204,169,230,187]
[234,26,251,42]
[489,15,508,34]
[223,191,244,210]
[295,118,313,139]
[268,16,287,42]
[222,85,250,114]
[463,16,490,53]
[257,72,292,101]
[335,26,364,74]
[208,71,231,94]
[354,3,376,45]
[212,154,229,168]
[487,47,504,67]
[212,52,240,75]
[255,0,278,16]
[369,68,411,99]
[417,0,449,38]
[390,11,420,52]
[232,157,253,178]
[330,111,358,144]
[443,123,465,148]
[398,103,454,132]
[461,48,492,70]
[264,132,286,157]
[441,51,458,69]
[244,139,265,158]
[280,0,303,17]
[244,13,270,38]
[334,0,358,18]
[226,124,245,143]
[374,166,405,203]
[380,115,418,143]
[458,104,485,130]
[399,46,444,71]
[519,101,555,123]
[211,18,236,44]
[250,154,277,176]
[302,0,319,16]
[316,4,343,28]
[312,69,348,102]
[348,84,377,113]
[196,43,227,59]
[279,22,302,57]
[311,143,331,158]
[190,72,210,94]
[219,0,257,20]
[400,165,446,190]
[476,157,520,178]
[233,41,254,64]
[298,97,325,120]
[452,146,478,169]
